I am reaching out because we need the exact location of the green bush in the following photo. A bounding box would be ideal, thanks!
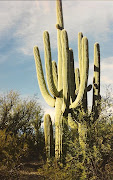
[0,91,45,170]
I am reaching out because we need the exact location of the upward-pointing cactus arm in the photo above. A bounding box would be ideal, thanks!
[69,37,89,109]
[43,31,59,97]
[69,48,75,103]
[61,30,69,112]
[75,68,80,95]
[78,32,83,80]
[33,46,56,107]
[52,60,58,90]
[92,43,100,118]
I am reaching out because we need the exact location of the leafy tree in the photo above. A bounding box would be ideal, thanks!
[0,90,44,169]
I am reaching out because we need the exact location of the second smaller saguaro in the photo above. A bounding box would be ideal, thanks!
[44,114,54,159]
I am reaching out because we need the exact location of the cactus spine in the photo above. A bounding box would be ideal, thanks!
[33,0,100,160]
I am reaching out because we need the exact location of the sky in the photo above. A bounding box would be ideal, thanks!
[0,0,113,121]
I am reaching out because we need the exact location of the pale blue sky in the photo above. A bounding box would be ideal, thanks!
[0,1,113,118]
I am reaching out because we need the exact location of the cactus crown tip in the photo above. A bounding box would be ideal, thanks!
[43,30,48,35]
[95,42,99,46]
[78,32,83,37]
[33,46,38,50]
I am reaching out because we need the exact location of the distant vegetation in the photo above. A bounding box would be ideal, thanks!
[0,89,113,179]
[0,90,45,179]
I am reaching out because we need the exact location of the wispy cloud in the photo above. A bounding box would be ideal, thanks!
[1,1,113,56]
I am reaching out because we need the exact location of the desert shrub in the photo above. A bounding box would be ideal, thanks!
[0,129,28,169]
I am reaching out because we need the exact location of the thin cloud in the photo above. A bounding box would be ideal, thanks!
[1,1,113,56]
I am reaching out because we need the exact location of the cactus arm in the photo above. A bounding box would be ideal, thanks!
[33,46,55,107]
[43,31,59,97]
[75,68,80,93]
[69,37,89,109]
[92,43,100,118]
[52,60,58,91]
[78,32,83,80]
[61,30,69,113]
[69,48,76,103]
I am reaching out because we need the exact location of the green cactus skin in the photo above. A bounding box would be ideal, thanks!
[55,98,63,158]
[78,32,83,81]
[44,114,53,159]
[43,31,59,97]
[52,61,58,91]
[69,37,89,109]
[75,68,80,96]
[92,43,100,120]
[69,48,75,103]
[33,47,55,107]
[55,0,64,159]
[61,30,69,113]
[56,0,64,93]
[33,0,100,160]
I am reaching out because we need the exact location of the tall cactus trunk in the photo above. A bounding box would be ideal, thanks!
[55,98,63,158]
[54,0,64,160]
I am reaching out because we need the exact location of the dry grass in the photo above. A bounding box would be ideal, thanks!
[0,161,45,180]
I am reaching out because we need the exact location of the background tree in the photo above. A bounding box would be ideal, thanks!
[0,90,44,169]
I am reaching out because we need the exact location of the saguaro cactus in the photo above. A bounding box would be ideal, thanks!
[44,114,53,159]
[33,0,100,160]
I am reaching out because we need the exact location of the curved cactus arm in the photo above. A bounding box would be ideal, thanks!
[44,114,53,159]
[92,43,100,118]
[56,0,64,92]
[78,32,83,80]
[33,46,55,107]
[61,30,69,113]
[69,37,89,109]
[52,60,58,91]
[43,31,59,97]
[69,48,76,103]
